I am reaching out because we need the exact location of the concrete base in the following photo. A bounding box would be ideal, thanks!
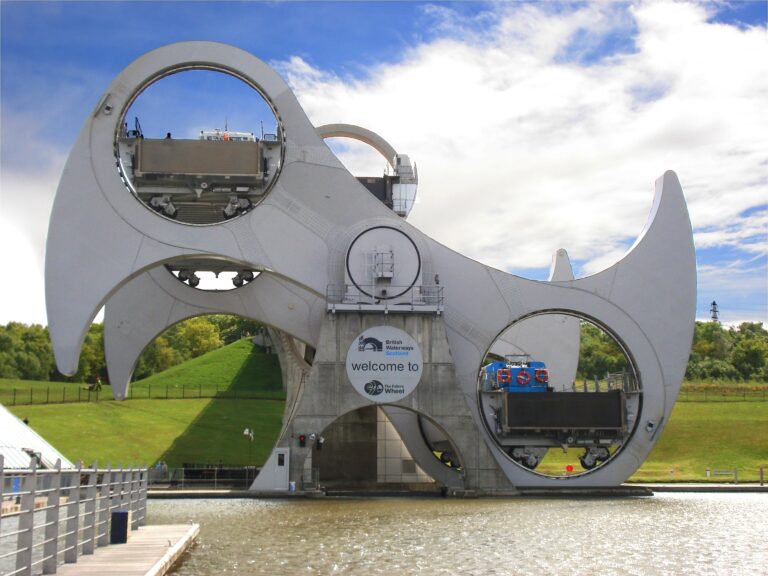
[275,312,517,494]
[517,486,654,497]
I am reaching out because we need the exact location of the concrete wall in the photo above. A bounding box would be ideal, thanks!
[312,406,377,484]
[282,312,515,494]
[376,408,433,484]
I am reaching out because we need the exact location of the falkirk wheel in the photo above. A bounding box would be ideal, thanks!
[46,42,696,493]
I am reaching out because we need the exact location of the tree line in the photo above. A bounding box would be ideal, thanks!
[686,321,768,381]
[576,321,767,382]
[1,317,766,384]
[0,315,262,384]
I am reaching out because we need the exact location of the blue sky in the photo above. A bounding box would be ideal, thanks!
[1,1,766,326]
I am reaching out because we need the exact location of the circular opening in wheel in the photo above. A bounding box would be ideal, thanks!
[478,313,642,478]
[115,68,283,225]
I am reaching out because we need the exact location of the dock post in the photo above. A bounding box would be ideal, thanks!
[138,469,148,527]
[82,463,97,554]
[130,468,140,530]
[0,455,5,535]
[15,460,37,576]
[118,465,128,509]
[64,461,82,564]
[42,460,63,574]
[97,465,111,547]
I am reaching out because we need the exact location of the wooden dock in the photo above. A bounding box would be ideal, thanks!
[54,524,199,576]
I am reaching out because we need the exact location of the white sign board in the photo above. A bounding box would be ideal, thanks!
[346,326,423,403]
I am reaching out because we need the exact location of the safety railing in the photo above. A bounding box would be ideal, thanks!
[0,456,147,576]
[705,468,739,483]
[326,284,443,313]
[148,465,258,490]
[605,370,640,394]
[301,467,320,491]
[570,371,640,394]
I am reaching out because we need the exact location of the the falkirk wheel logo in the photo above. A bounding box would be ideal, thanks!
[358,336,383,352]
[364,380,384,396]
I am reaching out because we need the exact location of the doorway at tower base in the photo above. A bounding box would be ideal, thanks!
[300,406,435,490]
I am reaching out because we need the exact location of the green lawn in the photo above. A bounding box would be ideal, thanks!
[631,401,768,482]
[535,402,768,482]
[10,396,766,481]
[2,346,766,481]
[9,398,284,468]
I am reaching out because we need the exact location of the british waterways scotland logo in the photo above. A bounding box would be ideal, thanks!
[358,336,383,352]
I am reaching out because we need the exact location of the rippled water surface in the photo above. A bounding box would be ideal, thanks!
[151,494,767,575]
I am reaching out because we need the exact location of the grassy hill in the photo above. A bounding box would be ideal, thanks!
[129,338,284,399]
[0,339,284,404]
[6,340,285,467]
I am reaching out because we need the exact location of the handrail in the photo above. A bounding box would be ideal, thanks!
[0,456,148,576]
[326,283,444,313]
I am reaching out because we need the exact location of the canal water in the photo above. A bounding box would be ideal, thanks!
[151,494,767,575]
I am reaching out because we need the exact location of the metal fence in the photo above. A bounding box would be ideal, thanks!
[561,374,767,402]
[1,387,104,406]
[0,457,147,576]
[569,379,766,402]
[0,385,285,406]
[148,464,258,490]
[702,466,768,485]
[1,382,765,407]
[677,388,768,402]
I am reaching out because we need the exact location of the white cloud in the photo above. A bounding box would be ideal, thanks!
[1,157,65,257]
[0,58,92,326]
[273,1,766,321]
[0,163,64,326]
[0,219,47,325]
[695,209,768,253]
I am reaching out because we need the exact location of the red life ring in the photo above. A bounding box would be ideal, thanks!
[534,369,549,384]
[497,368,511,384]
[516,370,531,386]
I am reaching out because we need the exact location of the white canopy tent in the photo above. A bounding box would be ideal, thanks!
[0,403,74,469]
